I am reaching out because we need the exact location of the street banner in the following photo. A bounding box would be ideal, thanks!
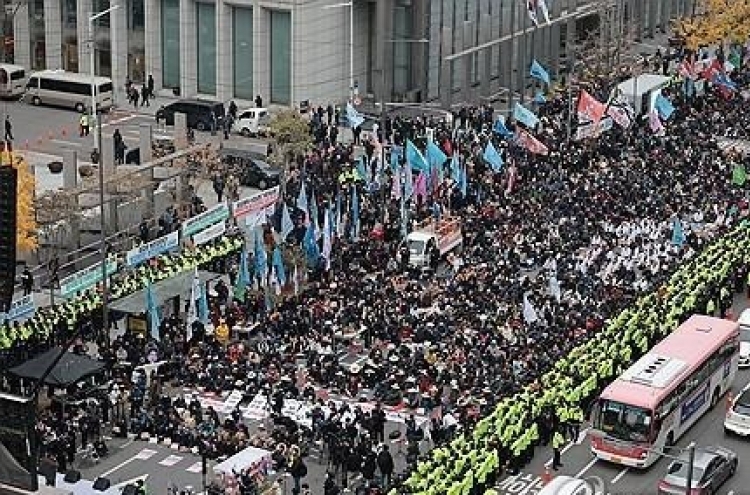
[0,295,35,323]
[574,116,613,141]
[193,222,226,245]
[60,259,118,297]
[232,186,280,219]
[126,231,180,267]
[182,202,229,237]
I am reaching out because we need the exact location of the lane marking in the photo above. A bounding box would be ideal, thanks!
[611,467,629,484]
[99,457,137,477]
[119,438,135,449]
[544,427,590,467]
[49,139,83,147]
[574,457,598,478]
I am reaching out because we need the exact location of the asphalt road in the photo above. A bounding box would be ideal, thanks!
[494,293,750,495]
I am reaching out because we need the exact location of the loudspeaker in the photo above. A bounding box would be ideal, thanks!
[122,484,138,495]
[92,477,111,491]
[63,469,81,483]
[0,166,17,311]
[38,459,56,486]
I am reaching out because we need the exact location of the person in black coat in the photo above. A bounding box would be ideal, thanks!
[377,445,394,488]
[361,449,377,484]
[324,472,340,495]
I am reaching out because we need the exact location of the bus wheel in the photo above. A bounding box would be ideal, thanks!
[710,388,720,409]
[32,96,41,106]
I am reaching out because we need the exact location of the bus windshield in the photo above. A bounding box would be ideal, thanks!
[596,399,652,443]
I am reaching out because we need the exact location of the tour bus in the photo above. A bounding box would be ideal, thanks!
[589,315,739,468]
[0,63,27,98]
[24,70,113,112]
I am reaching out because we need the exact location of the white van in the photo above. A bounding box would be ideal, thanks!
[235,107,270,137]
[25,70,113,112]
[403,217,463,268]
[0,64,27,98]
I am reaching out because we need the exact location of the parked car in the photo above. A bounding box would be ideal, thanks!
[220,148,281,190]
[737,308,750,367]
[657,446,738,495]
[725,383,750,436]
[161,98,225,131]
[536,475,593,495]
[235,107,271,137]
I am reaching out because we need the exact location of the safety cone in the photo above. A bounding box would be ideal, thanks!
[541,466,552,485]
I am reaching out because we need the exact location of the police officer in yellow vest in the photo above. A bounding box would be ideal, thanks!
[552,429,565,470]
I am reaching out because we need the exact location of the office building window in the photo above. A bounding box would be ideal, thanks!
[270,9,291,105]
[161,0,180,88]
[233,6,253,100]
[197,2,216,94]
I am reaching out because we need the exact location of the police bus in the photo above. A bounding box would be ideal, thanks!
[24,70,113,113]
[589,315,739,468]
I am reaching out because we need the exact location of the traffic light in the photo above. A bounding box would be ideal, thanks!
[0,165,17,312]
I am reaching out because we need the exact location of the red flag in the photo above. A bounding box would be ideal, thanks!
[516,129,549,155]
[577,90,606,124]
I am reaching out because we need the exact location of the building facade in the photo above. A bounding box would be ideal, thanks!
[3,0,693,109]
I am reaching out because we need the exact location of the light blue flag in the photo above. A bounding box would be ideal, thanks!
[280,203,294,241]
[450,154,461,184]
[390,145,403,172]
[303,223,320,266]
[296,182,308,216]
[404,159,414,199]
[460,164,468,198]
[534,91,547,104]
[355,157,368,183]
[346,102,365,128]
[426,141,448,171]
[655,94,675,120]
[145,281,161,341]
[399,193,408,238]
[530,59,551,85]
[672,218,686,247]
[483,141,504,172]
[310,189,321,238]
[513,103,540,129]
[406,139,429,172]
[272,246,286,285]
[351,186,360,240]
[197,283,209,324]
[254,232,267,285]
[493,117,513,138]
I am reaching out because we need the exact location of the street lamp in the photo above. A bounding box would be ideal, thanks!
[88,3,119,345]
[322,1,354,102]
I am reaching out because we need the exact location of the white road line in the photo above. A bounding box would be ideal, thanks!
[119,438,135,449]
[99,457,137,477]
[545,428,591,467]
[49,139,82,147]
[104,114,137,127]
[611,468,629,484]
[574,457,598,478]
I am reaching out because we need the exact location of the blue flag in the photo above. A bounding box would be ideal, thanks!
[493,117,513,138]
[272,246,286,285]
[351,186,360,240]
[197,282,208,324]
[450,154,461,184]
[713,72,738,92]
[534,91,547,104]
[310,189,320,238]
[530,59,551,85]
[254,232,267,285]
[280,203,294,241]
[303,222,320,266]
[406,139,429,172]
[672,218,686,247]
[460,164,468,198]
[145,281,161,341]
[346,102,365,128]
[513,103,540,129]
[296,182,308,216]
[655,94,675,120]
[355,156,368,183]
[426,141,448,171]
[390,145,403,172]
[483,141,504,172]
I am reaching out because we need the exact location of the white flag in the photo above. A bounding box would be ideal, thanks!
[523,293,539,323]
[548,275,562,303]
[538,0,551,24]
[187,267,200,340]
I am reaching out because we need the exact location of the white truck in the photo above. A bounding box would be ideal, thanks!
[404,218,463,268]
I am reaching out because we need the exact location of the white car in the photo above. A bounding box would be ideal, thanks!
[737,308,750,367]
[235,107,270,137]
[725,382,750,436]
[537,476,595,495]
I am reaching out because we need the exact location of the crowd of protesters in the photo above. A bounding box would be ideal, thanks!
[2,42,750,494]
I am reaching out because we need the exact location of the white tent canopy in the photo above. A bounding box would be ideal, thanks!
[614,74,671,115]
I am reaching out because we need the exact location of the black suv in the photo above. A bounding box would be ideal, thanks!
[220,148,281,190]
[161,99,225,131]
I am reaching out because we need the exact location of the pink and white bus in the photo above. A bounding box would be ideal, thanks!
[590,315,739,468]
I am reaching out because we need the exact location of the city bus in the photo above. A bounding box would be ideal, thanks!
[24,70,113,113]
[0,64,27,98]
[589,314,739,468]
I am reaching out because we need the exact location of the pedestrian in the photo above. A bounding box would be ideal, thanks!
[4,115,13,142]
[21,266,33,295]
[552,429,565,470]
[212,173,225,203]
[255,94,263,108]
[140,83,150,107]
[228,100,238,120]
[223,113,233,140]
[147,74,154,100]
[113,129,125,164]
[288,447,307,494]
[79,113,90,137]
[376,444,394,488]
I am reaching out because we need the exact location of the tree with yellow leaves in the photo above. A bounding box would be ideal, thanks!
[2,151,38,252]
[674,0,750,50]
